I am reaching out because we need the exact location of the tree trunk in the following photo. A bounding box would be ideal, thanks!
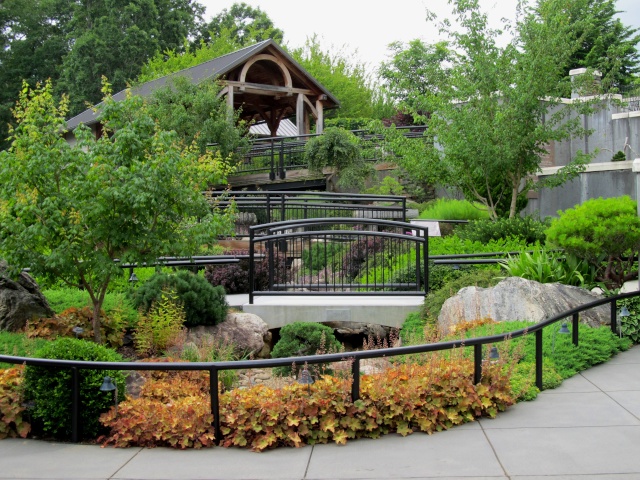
[92,300,102,344]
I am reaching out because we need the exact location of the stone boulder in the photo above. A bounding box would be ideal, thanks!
[323,321,390,340]
[438,276,610,333]
[187,312,272,358]
[0,261,54,331]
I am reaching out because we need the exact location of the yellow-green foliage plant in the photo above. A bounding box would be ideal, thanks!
[135,290,186,357]
[99,368,214,449]
[99,354,514,451]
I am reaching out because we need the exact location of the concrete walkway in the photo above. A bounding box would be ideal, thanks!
[1,345,639,480]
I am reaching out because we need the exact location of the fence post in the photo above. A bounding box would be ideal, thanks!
[572,312,579,346]
[535,330,543,390]
[269,138,275,180]
[423,229,429,294]
[473,344,482,384]
[611,299,618,335]
[249,229,255,304]
[351,358,360,402]
[279,139,286,179]
[402,196,407,222]
[266,193,272,223]
[71,367,80,443]
[210,368,221,444]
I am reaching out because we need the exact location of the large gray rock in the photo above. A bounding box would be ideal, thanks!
[438,276,610,333]
[0,261,54,331]
[187,312,272,358]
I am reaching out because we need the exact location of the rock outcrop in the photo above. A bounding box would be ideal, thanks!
[187,312,272,358]
[438,276,609,333]
[0,261,54,331]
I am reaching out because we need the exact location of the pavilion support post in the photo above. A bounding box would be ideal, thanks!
[226,86,234,120]
[296,93,305,135]
[316,99,324,134]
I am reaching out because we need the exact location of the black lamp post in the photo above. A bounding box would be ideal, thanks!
[99,376,118,416]
[298,367,314,394]
[488,346,499,363]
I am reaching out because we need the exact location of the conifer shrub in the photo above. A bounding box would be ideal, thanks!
[545,196,640,289]
[271,322,342,376]
[131,270,227,326]
[23,338,125,439]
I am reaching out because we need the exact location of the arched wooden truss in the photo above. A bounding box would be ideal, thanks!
[65,39,340,139]
[216,42,339,136]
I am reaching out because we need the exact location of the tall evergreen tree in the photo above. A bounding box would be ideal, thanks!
[536,0,640,91]
[195,2,283,47]
[58,0,204,116]
[0,0,72,150]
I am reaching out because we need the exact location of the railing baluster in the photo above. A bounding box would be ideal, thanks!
[71,367,80,443]
[351,358,360,402]
[210,368,221,443]
[473,344,482,384]
[535,330,543,390]
[572,312,579,346]
[611,299,618,334]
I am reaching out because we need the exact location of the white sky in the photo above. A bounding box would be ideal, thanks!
[198,0,640,76]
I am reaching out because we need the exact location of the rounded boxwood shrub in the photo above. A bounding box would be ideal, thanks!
[23,338,126,440]
[131,270,227,326]
[271,322,342,376]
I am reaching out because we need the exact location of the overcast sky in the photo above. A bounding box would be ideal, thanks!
[197,0,640,76]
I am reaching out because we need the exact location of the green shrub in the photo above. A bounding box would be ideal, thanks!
[457,216,549,245]
[545,196,640,289]
[305,127,373,190]
[423,268,502,320]
[499,246,595,287]
[418,198,489,221]
[510,361,563,401]
[271,322,342,377]
[617,296,640,344]
[131,270,227,326]
[612,150,626,162]
[23,338,126,439]
[453,320,631,379]
[302,241,346,272]
[429,235,532,256]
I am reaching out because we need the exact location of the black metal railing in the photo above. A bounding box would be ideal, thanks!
[248,218,428,302]
[223,126,428,180]
[1,289,637,444]
[208,191,407,234]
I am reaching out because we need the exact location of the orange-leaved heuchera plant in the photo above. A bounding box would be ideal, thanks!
[98,353,514,451]
[0,366,31,439]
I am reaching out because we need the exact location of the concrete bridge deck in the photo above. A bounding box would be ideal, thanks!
[230,294,424,329]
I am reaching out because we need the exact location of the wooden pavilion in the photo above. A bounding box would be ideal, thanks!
[66,39,340,138]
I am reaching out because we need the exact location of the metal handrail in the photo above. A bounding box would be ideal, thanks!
[1,289,636,444]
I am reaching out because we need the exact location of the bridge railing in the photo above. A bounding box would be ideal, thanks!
[207,191,407,233]
[226,126,427,179]
[248,218,428,303]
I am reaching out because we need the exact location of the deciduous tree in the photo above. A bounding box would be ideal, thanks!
[0,80,233,342]
[380,0,596,219]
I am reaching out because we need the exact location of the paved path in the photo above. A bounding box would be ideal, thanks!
[1,346,639,480]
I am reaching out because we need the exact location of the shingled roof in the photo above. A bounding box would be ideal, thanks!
[66,39,340,130]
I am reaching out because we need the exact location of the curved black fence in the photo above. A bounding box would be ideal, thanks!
[1,290,637,443]
[224,126,428,179]
[207,191,407,234]
[248,218,428,302]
